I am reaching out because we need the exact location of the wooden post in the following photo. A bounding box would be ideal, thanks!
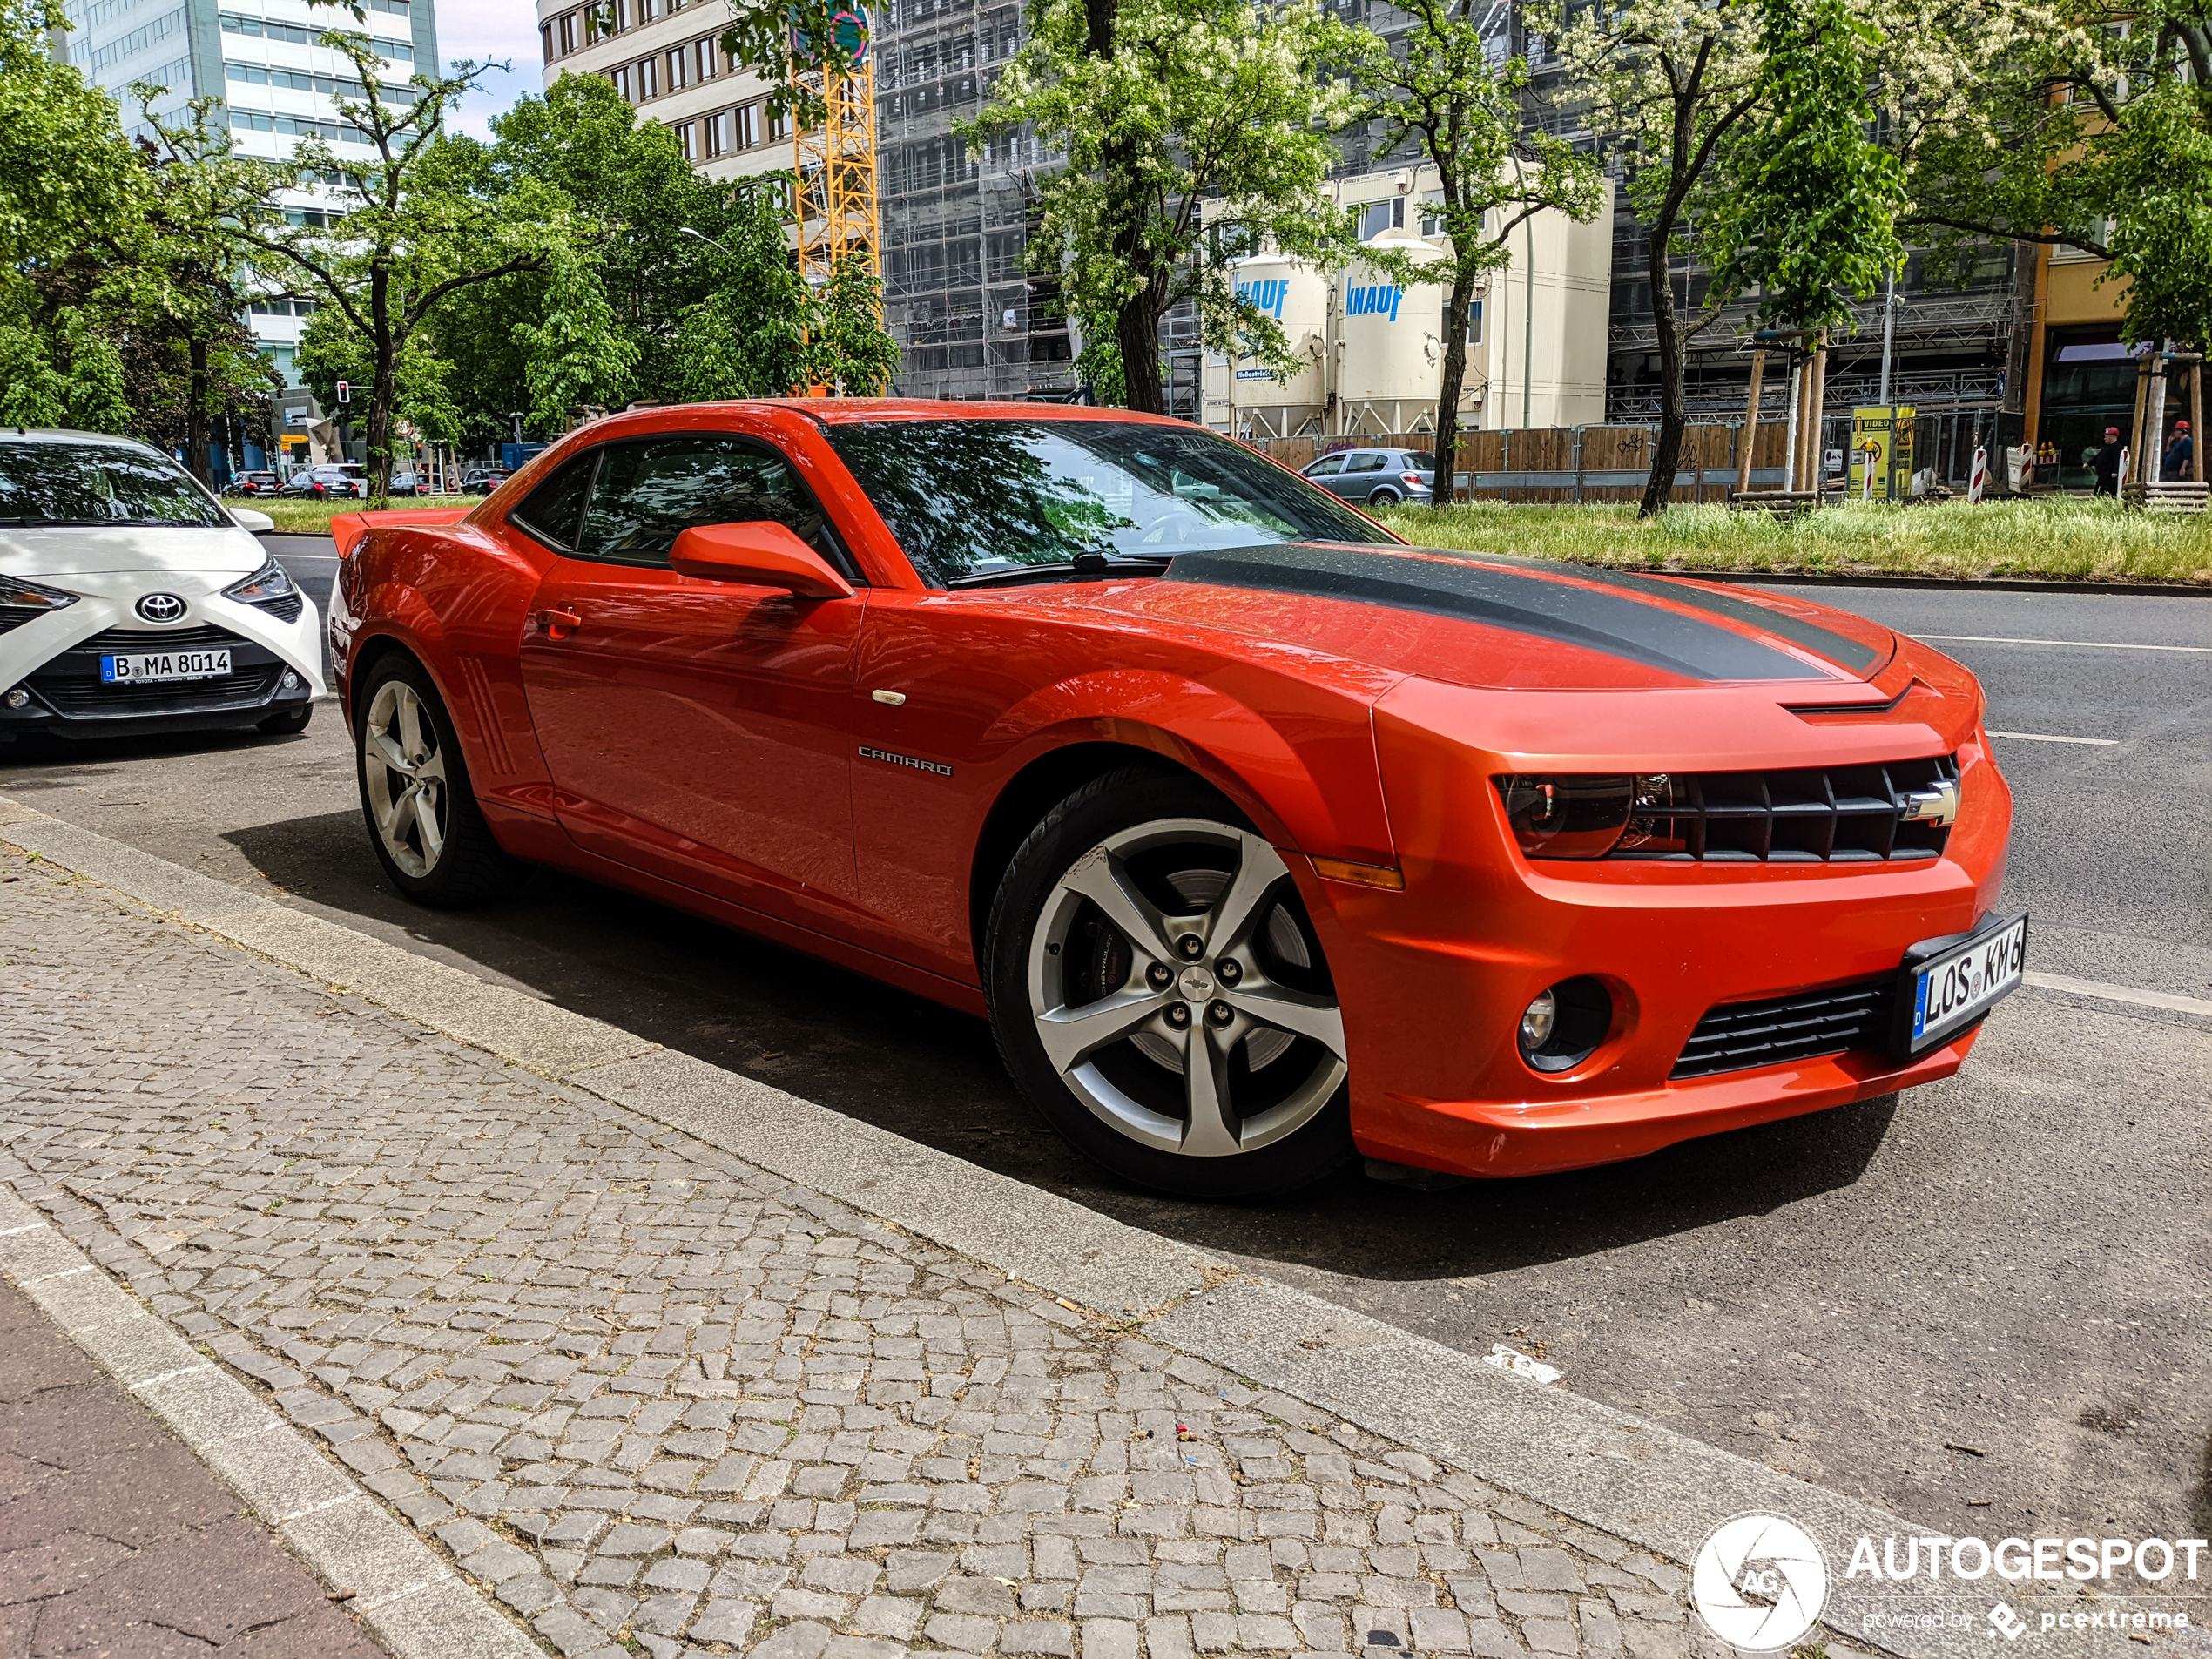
[1737,350,1765,496]
[1782,359,1804,492]
[1807,334,1830,497]
[2192,361,2204,481]
[2127,352,2152,503]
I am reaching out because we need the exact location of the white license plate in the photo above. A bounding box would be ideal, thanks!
[100,649,232,684]
[1909,914,2027,1049]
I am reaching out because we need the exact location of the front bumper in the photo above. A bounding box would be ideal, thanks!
[1313,688,2013,1179]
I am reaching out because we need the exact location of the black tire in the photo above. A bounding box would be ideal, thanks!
[1367,487,1401,506]
[354,653,517,907]
[985,765,1356,1199]
[257,705,313,736]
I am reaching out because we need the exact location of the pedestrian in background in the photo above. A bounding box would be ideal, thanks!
[2162,419,2193,482]
[2092,426,2125,496]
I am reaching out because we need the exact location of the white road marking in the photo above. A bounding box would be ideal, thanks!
[2023,972,2212,1019]
[1986,730,2119,745]
[1916,634,2212,653]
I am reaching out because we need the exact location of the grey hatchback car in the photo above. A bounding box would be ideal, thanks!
[1300,447,1435,505]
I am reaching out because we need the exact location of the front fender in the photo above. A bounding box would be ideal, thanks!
[982,666,1396,867]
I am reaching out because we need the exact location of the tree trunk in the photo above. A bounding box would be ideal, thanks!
[368,266,394,506]
[1735,349,1764,496]
[185,336,210,486]
[1430,265,1480,511]
[1638,213,1686,518]
[1118,299,1165,416]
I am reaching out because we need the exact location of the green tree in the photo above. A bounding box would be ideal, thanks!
[510,241,640,432]
[675,179,815,401]
[231,32,576,502]
[1352,5,1602,508]
[811,253,901,395]
[963,0,1365,415]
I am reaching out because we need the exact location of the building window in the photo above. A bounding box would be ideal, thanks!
[674,120,694,158]
[610,64,631,99]
[736,102,760,149]
[667,46,686,88]
[637,55,656,98]
[703,111,726,155]
[767,105,790,142]
[1467,300,1482,345]
[542,23,554,61]
[693,37,718,79]
[557,12,576,52]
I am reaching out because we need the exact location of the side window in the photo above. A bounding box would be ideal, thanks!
[509,450,598,550]
[1345,452,1386,474]
[1305,455,1344,477]
[574,435,850,571]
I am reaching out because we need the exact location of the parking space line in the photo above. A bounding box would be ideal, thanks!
[1916,634,2212,653]
[1987,731,2119,745]
[2023,971,2212,1019]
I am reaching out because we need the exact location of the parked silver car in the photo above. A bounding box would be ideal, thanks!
[1300,447,1435,506]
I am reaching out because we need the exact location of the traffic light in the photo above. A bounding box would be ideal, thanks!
[336,380,350,405]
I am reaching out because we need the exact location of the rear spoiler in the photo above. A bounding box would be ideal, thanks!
[330,506,471,561]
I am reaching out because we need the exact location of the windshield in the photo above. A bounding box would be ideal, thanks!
[826,419,1399,586]
[0,442,226,529]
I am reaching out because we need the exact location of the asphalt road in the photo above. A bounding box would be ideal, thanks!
[3,546,2207,1546]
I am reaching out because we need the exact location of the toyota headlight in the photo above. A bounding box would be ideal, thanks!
[0,573,80,612]
[222,561,296,606]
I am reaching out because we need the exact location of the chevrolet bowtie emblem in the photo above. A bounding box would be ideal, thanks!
[1901,777,1959,827]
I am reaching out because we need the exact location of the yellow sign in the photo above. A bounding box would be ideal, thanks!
[1850,407,1916,501]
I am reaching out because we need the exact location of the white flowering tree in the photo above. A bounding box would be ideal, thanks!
[961,0,1365,415]
[1351,3,1602,507]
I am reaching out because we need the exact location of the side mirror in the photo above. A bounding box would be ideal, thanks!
[670,521,855,599]
[231,507,275,535]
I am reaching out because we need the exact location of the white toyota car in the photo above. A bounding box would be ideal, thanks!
[0,430,324,742]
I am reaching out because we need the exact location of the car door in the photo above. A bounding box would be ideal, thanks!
[1303,455,1346,496]
[1339,451,1386,497]
[514,433,870,926]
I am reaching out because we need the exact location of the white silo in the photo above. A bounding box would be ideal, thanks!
[1332,228,1451,435]
[1217,253,1328,438]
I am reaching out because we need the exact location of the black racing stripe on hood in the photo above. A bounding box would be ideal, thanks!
[1393,546,1885,672]
[1166,544,1824,682]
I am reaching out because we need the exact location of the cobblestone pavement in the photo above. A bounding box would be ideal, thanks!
[0,1275,386,1657]
[0,853,1716,1659]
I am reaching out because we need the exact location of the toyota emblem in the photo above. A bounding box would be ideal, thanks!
[136,592,185,624]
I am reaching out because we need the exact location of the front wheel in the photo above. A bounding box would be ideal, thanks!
[986,767,1356,1199]
[355,656,516,907]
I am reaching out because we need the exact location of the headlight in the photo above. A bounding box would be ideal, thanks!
[1498,773,1690,860]
[223,561,296,606]
[0,573,80,612]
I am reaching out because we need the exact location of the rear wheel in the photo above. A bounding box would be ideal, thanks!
[355,656,516,906]
[1367,486,1402,505]
[987,767,1355,1198]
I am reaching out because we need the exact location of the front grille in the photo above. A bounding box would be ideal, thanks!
[1608,755,1959,864]
[24,623,283,718]
[39,664,281,713]
[255,592,305,624]
[1673,976,1893,1078]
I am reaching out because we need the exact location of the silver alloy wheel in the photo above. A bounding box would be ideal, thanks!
[362,679,448,879]
[1026,818,1348,1159]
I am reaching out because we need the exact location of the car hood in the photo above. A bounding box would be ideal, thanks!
[1071,543,1896,691]
[0,524,268,577]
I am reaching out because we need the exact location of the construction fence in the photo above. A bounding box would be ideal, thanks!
[1256,425,1792,503]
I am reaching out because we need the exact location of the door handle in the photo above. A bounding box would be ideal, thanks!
[536,608,581,640]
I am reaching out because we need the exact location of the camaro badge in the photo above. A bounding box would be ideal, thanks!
[858,745,953,777]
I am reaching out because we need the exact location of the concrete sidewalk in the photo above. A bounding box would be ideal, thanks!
[1,813,2197,1659]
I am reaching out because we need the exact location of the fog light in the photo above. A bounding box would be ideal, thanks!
[280,670,302,691]
[3,687,26,708]
[1517,977,1615,1074]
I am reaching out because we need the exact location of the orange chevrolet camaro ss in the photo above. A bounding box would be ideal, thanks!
[330,401,2023,1198]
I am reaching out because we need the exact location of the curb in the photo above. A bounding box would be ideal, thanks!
[0,1179,543,1659]
[1,796,2196,1659]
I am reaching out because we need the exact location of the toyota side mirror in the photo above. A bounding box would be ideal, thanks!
[669,522,855,599]
[232,507,275,534]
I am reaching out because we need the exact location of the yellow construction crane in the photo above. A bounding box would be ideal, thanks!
[792,8,881,297]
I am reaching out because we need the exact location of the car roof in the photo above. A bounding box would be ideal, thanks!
[613,397,1194,431]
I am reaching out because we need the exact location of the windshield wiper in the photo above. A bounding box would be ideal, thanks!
[948,552,1172,590]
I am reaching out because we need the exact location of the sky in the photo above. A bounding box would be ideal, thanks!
[435,0,550,141]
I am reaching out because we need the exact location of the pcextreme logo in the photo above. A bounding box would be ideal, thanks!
[1690,1514,1830,1651]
